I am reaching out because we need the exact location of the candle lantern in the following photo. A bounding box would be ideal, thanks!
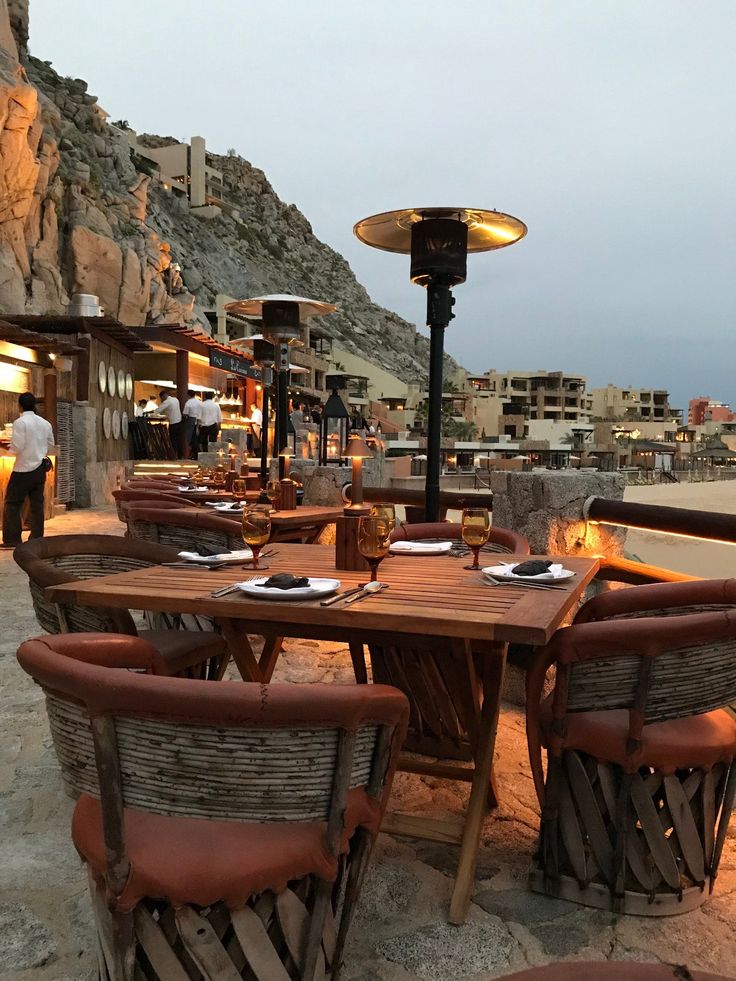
[320,375,350,466]
[343,432,373,513]
[354,207,526,521]
[278,446,297,509]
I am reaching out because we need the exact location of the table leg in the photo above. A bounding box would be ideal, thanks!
[216,618,263,681]
[349,641,368,684]
[447,643,507,925]
[258,636,284,682]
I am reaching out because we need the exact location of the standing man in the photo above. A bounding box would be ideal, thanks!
[182,390,202,459]
[158,390,182,456]
[248,401,262,455]
[199,391,222,452]
[2,392,55,549]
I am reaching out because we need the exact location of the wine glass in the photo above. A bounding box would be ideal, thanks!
[357,515,392,582]
[232,478,246,501]
[371,503,396,534]
[266,479,281,511]
[242,505,271,570]
[462,508,490,570]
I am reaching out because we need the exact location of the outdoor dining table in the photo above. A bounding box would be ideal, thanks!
[215,505,343,543]
[47,544,599,924]
[175,488,262,503]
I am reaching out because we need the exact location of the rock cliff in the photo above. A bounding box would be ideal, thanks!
[0,0,456,384]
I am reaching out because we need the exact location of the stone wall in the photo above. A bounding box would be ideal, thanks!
[71,404,129,507]
[492,470,627,557]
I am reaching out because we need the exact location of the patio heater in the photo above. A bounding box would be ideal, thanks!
[354,208,526,521]
[225,295,336,481]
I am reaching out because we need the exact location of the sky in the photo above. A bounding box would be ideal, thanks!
[30,0,736,412]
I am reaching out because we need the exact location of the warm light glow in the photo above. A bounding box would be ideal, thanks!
[587,518,736,547]
[0,362,30,394]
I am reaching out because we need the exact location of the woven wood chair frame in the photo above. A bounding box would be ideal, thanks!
[14,536,224,676]
[36,680,400,980]
[126,513,243,555]
[528,582,736,916]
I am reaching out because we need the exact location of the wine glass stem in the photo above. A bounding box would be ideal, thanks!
[369,559,379,582]
[252,547,260,570]
[472,546,480,570]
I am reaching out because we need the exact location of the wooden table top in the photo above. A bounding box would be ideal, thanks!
[203,505,342,526]
[48,546,599,646]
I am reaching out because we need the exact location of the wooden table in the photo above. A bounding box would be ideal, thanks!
[49,545,599,923]
[216,505,343,544]
[175,488,262,504]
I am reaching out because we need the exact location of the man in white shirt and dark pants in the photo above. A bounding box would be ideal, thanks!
[158,390,182,456]
[199,391,222,452]
[182,390,202,459]
[2,392,55,548]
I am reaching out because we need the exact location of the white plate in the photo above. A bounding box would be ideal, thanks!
[238,577,340,601]
[390,540,454,556]
[178,486,208,492]
[177,549,253,564]
[98,360,107,394]
[117,369,125,398]
[107,365,116,396]
[125,373,133,400]
[482,563,575,583]
[121,412,129,439]
[102,406,112,438]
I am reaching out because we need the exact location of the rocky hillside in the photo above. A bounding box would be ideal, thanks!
[0,0,456,384]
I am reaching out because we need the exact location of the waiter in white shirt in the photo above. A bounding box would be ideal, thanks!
[182,390,203,460]
[248,401,263,454]
[199,391,222,452]
[2,392,55,548]
[158,390,183,456]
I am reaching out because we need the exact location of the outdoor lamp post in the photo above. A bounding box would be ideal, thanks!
[320,375,351,466]
[344,432,373,513]
[225,295,336,480]
[354,208,526,521]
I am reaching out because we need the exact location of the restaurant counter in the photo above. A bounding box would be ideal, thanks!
[0,446,58,520]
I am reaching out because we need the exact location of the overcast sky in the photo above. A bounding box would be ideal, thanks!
[31,0,736,411]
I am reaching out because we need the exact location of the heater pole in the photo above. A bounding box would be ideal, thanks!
[259,378,270,488]
[277,342,290,480]
[425,280,454,523]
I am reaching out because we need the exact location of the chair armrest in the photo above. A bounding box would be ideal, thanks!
[575,577,736,624]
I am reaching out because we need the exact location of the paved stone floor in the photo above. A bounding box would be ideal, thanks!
[1,508,735,980]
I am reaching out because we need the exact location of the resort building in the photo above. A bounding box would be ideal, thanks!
[688,395,736,426]
[115,129,234,220]
[467,369,593,425]
[590,384,683,425]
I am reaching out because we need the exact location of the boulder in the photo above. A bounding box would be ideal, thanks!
[0,236,25,311]
[68,224,123,316]
[117,246,150,325]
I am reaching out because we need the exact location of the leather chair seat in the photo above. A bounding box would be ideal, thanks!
[138,629,226,676]
[73,790,380,912]
[540,696,736,772]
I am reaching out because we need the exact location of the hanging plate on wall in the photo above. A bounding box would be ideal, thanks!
[125,373,133,401]
[121,412,129,439]
[98,361,107,394]
[107,365,116,396]
[102,406,112,439]
[117,369,125,399]
[112,409,121,439]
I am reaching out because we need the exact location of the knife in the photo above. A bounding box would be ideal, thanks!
[320,583,367,607]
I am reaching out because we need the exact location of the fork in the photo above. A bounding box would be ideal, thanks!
[211,575,263,598]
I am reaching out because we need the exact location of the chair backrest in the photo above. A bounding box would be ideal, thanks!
[112,489,194,522]
[14,535,179,635]
[545,581,736,726]
[125,506,243,552]
[390,520,530,554]
[18,634,409,874]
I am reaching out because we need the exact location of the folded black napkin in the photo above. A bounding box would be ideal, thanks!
[511,560,554,577]
[260,573,310,590]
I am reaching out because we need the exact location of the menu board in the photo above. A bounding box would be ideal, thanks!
[209,349,261,379]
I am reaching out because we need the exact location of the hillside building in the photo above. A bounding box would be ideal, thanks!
[590,384,682,426]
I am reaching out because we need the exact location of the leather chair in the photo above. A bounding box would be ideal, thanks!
[390,520,530,555]
[502,964,729,981]
[18,633,409,980]
[526,579,736,915]
[14,535,227,679]
[124,505,243,553]
[112,488,193,524]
